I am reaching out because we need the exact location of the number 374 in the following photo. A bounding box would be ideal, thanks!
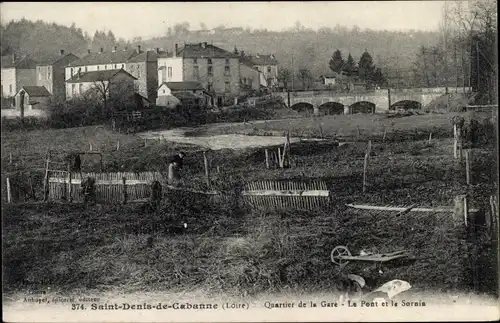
[71,304,85,310]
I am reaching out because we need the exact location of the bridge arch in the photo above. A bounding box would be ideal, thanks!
[348,101,375,114]
[290,102,314,114]
[318,102,344,115]
[390,100,422,111]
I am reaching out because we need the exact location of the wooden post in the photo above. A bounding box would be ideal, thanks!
[357,126,361,138]
[278,147,283,168]
[112,118,116,131]
[453,124,458,159]
[453,195,466,224]
[116,140,120,151]
[6,177,11,204]
[122,177,128,204]
[43,152,50,202]
[463,196,468,227]
[363,140,372,193]
[203,151,210,186]
[28,172,35,201]
[144,139,147,148]
[89,142,93,151]
[465,149,471,185]
[265,149,270,169]
[383,128,387,142]
[217,166,220,174]
[67,165,72,203]
[9,152,12,164]
[319,125,324,139]
[428,132,432,144]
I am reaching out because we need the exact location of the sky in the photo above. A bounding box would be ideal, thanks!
[0,1,446,40]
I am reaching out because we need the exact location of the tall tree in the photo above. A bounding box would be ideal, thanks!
[342,53,357,76]
[329,49,344,73]
[371,67,387,87]
[297,68,313,90]
[358,50,376,82]
[278,68,292,89]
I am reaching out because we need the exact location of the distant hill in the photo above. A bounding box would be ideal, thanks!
[1,18,91,62]
[1,19,440,78]
[136,27,441,77]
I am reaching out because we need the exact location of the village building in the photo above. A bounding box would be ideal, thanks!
[1,85,51,119]
[125,48,161,103]
[65,69,137,100]
[1,54,38,98]
[36,50,79,100]
[239,58,267,94]
[243,53,279,88]
[319,72,338,86]
[157,42,241,107]
[156,81,212,108]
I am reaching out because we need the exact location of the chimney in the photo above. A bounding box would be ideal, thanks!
[113,46,117,52]
[87,49,91,54]
[60,49,65,56]
[155,47,160,54]
[100,47,104,53]
[137,45,141,54]
[174,44,178,57]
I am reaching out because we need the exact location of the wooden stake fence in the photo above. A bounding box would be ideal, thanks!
[6,177,11,203]
[203,151,210,187]
[465,149,471,185]
[265,149,270,169]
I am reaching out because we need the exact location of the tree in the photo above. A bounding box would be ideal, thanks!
[278,68,292,89]
[342,53,356,76]
[297,68,313,90]
[329,49,344,73]
[358,50,376,82]
[233,46,239,55]
[371,68,387,87]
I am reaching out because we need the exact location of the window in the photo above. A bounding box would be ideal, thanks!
[163,89,165,94]
[224,65,230,76]
[72,84,76,95]
[121,64,124,69]
[207,84,212,92]
[207,66,213,76]
[70,68,73,75]
[48,69,51,80]
[167,67,172,78]
[193,58,198,64]
[267,66,272,73]
[97,66,100,71]
[9,84,12,94]
[114,64,117,69]
[79,84,83,94]
[225,59,230,65]
[137,69,141,79]
[104,65,107,70]
[225,81,230,93]
[207,58,212,65]
[85,66,88,72]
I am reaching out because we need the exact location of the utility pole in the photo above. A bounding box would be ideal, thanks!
[291,53,295,92]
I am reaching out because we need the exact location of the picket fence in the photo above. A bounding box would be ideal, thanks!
[47,171,163,203]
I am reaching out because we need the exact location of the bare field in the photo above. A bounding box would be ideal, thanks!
[1,112,497,299]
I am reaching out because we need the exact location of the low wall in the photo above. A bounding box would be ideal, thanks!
[1,108,49,119]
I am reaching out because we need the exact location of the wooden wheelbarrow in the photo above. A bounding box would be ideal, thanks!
[330,245,412,268]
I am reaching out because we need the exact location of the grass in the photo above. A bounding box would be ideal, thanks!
[1,112,497,299]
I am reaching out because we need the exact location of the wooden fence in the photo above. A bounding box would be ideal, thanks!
[242,180,330,210]
[47,171,163,203]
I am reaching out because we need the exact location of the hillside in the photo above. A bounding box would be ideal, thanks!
[139,28,440,76]
[1,18,440,77]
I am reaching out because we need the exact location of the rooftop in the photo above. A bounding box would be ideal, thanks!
[36,53,79,66]
[127,50,161,63]
[20,86,51,97]
[68,49,139,67]
[66,69,137,83]
[175,43,239,59]
[1,55,38,69]
[160,81,205,91]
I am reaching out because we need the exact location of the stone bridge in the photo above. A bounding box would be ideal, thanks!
[275,87,470,114]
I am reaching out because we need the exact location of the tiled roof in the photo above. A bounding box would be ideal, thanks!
[178,43,239,59]
[127,50,159,63]
[161,81,205,91]
[66,69,137,83]
[20,86,51,97]
[173,91,199,100]
[246,54,279,66]
[1,55,38,69]
[68,49,139,67]
[37,53,79,66]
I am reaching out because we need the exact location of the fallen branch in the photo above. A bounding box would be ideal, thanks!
[346,203,478,213]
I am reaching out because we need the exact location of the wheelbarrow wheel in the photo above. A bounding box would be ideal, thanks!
[331,245,352,267]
